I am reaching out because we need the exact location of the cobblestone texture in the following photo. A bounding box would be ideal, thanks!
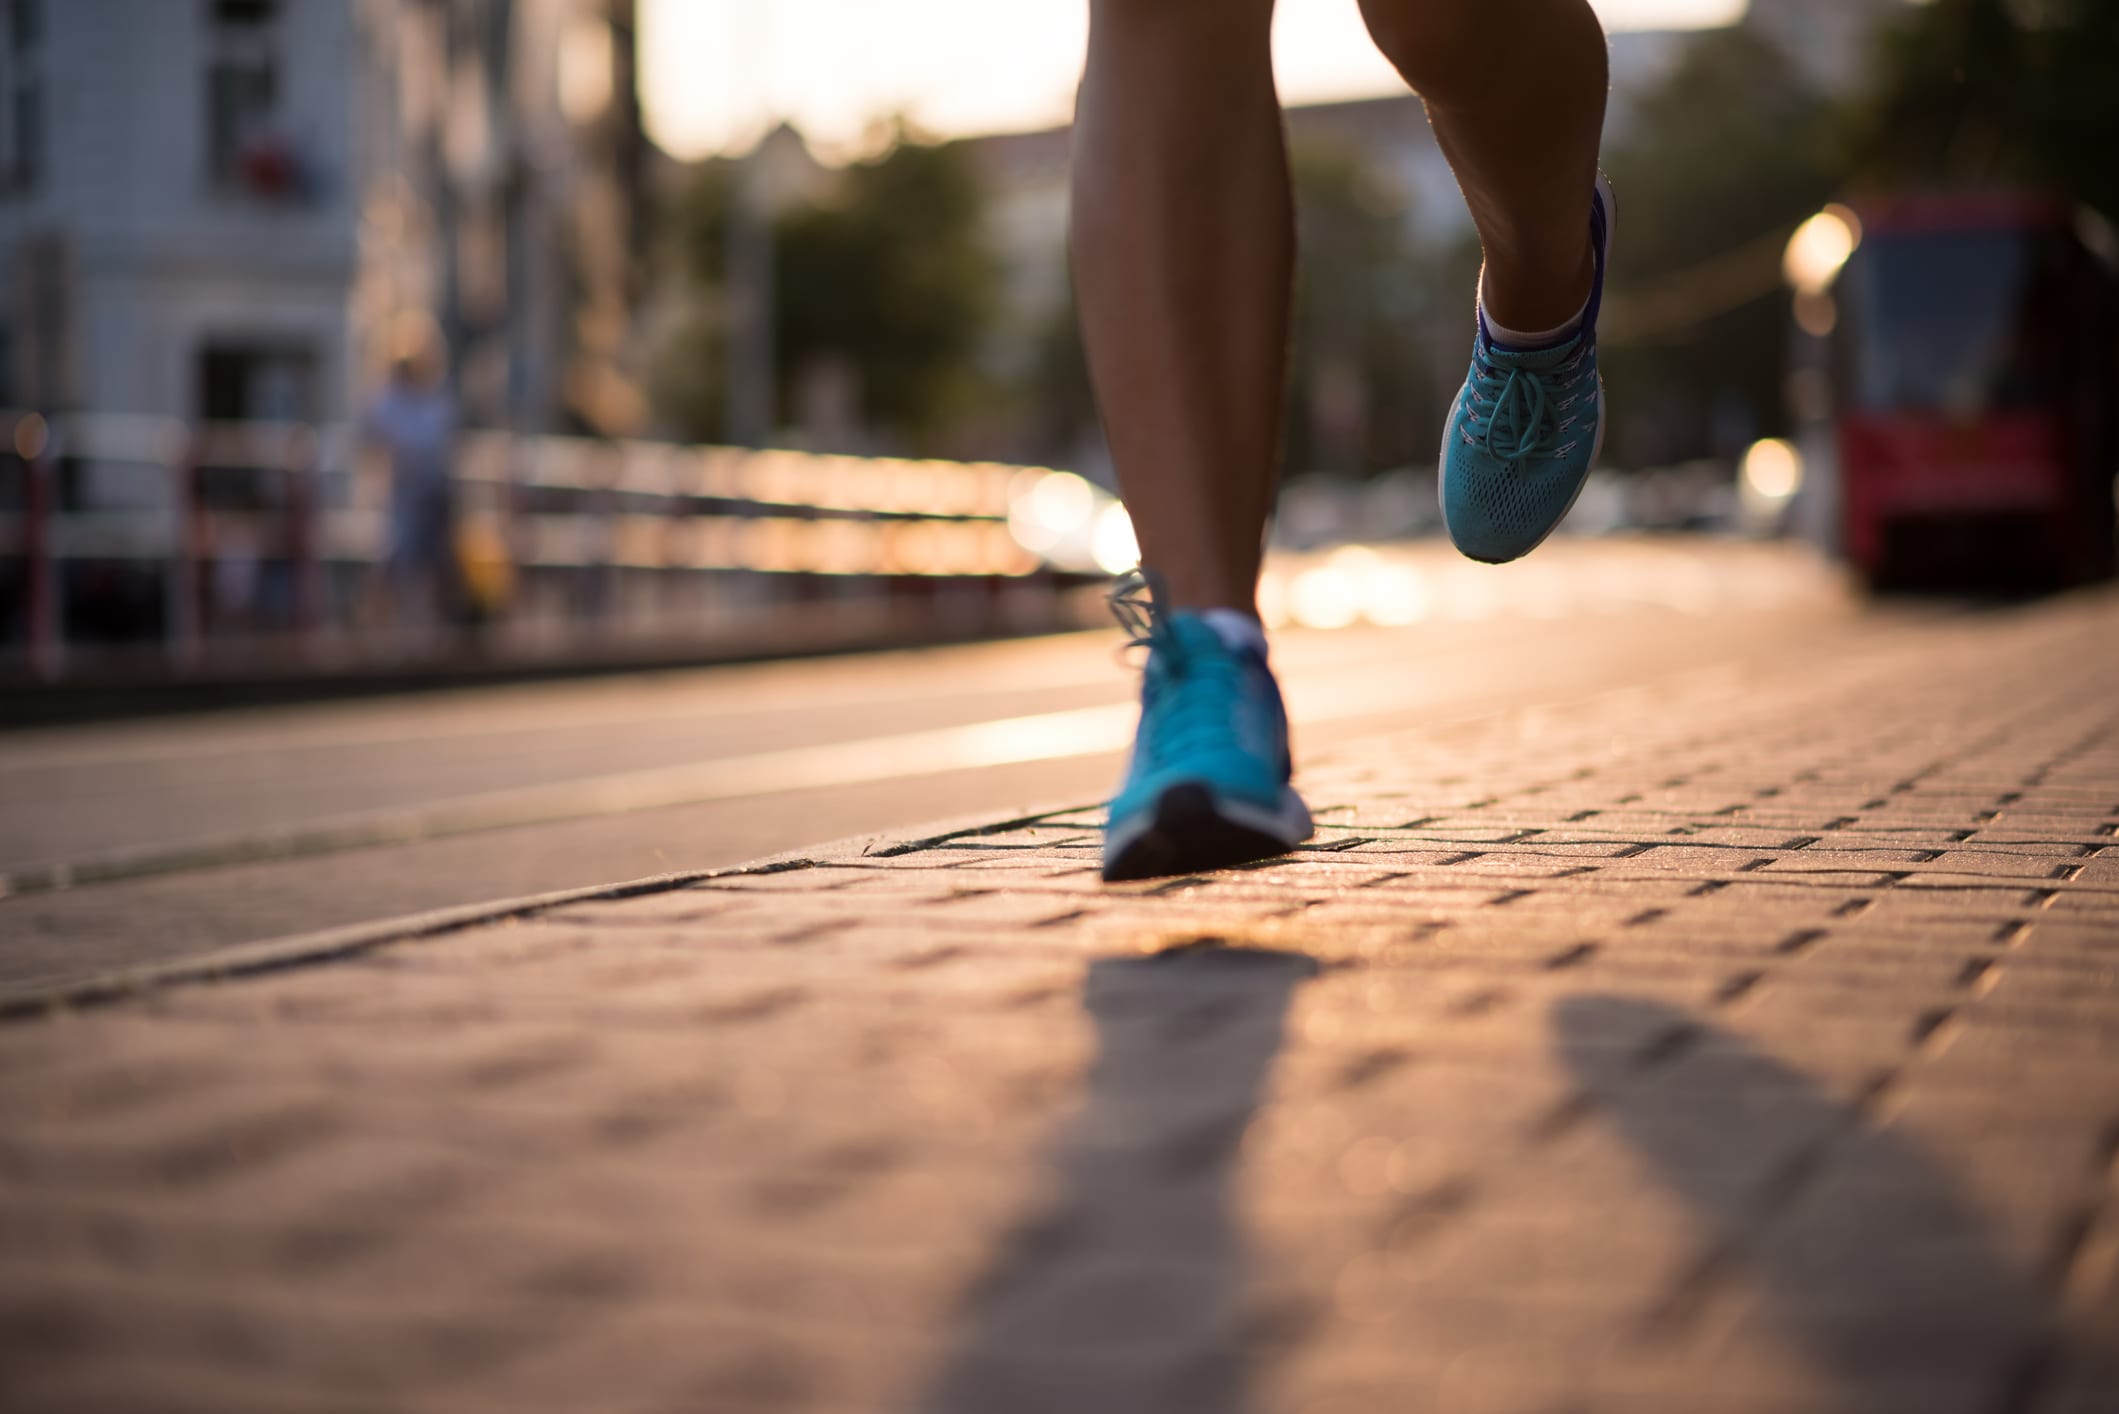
[5,592,2119,1413]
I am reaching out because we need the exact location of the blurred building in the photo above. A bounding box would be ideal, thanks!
[358,0,649,436]
[0,0,360,426]
[0,0,647,441]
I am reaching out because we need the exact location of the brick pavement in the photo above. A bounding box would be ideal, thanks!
[3,589,2119,1414]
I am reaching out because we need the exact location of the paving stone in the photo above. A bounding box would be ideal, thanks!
[6,588,2119,1412]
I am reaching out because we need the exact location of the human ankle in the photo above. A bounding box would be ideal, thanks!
[1479,244,1594,340]
[1149,567,1260,620]
[1483,275,1587,351]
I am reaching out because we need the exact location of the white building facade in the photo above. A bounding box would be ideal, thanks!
[0,0,643,439]
[0,0,361,425]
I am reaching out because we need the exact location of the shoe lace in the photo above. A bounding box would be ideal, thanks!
[1106,568,1250,766]
[1462,344,1593,464]
[1107,566,1166,655]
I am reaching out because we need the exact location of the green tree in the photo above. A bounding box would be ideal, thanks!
[776,134,1000,446]
[648,162,738,442]
[1018,274,1098,468]
[1842,0,2119,219]
[652,129,1001,451]
[1012,142,1447,481]
[1285,139,1438,478]
[1597,24,1840,466]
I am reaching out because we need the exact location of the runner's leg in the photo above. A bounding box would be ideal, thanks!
[1070,0,1289,613]
[1356,0,1608,332]
[1075,0,1313,880]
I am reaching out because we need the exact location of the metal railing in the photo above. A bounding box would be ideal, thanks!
[0,410,1128,681]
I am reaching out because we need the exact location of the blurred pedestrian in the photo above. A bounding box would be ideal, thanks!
[363,313,458,647]
[1083,0,1614,880]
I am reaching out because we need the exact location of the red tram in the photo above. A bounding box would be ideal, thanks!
[1811,194,2119,590]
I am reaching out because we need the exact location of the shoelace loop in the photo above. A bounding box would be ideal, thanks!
[1107,566,1166,657]
[1464,345,1590,464]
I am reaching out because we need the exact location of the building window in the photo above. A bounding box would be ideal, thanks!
[198,341,317,422]
[205,0,282,190]
[1,0,41,194]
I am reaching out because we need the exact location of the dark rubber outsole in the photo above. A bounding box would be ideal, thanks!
[1101,784,1300,883]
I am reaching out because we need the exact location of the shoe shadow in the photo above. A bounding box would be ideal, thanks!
[1552,995,2112,1409]
[918,945,1317,1414]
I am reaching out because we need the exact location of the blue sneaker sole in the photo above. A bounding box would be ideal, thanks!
[1102,782,1314,882]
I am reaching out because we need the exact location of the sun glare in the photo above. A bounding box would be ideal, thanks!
[637,0,1750,160]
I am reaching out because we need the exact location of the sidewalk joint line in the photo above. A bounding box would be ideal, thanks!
[1543,942,1598,971]
[0,856,821,1023]
[1713,971,1765,1006]
[1637,1241,1741,1347]
[1634,1023,1703,1070]
[1774,928,1827,957]
[1909,1005,1961,1053]
[865,805,1093,857]
[1528,1091,1597,1144]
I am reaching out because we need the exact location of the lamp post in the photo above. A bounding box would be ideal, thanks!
[1782,204,1862,556]
[723,139,776,448]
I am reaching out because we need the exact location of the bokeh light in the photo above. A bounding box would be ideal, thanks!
[1784,205,1862,297]
[1290,563,1362,631]
[1741,438,1803,502]
[1091,503,1140,575]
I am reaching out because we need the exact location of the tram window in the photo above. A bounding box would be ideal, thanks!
[1848,230,2069,417]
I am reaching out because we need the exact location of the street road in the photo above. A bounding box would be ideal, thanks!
[0,539,1894,997]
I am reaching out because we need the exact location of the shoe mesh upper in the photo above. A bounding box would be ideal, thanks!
[1439,179,1613,564]
[1446,339,1600,556]
[1105,575,1293,819]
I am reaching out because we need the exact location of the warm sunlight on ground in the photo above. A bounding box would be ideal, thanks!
[637,0,1749,160]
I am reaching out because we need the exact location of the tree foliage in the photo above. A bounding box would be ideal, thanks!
[1591,0,2119,466]
[1286,140,1440,477]
[776,136,999,444]
[1018,139,1450,480]
[1598,25,1839,465]
[653,130,1000,450]
[1841,0,2119,220]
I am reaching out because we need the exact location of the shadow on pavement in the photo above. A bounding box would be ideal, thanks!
[1554,995,2112,1410]
[921,944,1318,1414]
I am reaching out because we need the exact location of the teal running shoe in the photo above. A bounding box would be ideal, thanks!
[1440,176,1615,564]
[1103,573,1312,882]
